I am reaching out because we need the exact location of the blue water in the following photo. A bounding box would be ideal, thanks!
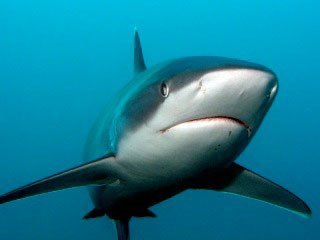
[1,1,319,239]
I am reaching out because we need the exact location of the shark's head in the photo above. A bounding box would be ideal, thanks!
[150,58,278,137]
[112,32,278,179]
[116,56,278,174]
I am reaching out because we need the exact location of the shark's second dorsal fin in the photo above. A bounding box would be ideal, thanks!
[134,29,146,74]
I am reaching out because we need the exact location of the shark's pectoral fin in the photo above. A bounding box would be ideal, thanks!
[0,155,116,205]
[194,163,311,218]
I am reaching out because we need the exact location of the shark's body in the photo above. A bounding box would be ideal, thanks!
[0,31,311,240]
[84,56,276,218]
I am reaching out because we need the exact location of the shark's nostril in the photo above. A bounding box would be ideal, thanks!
[266,91,271,99]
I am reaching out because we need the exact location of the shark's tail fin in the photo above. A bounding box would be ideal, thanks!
[0,155,115,205]
[115,217,131,240]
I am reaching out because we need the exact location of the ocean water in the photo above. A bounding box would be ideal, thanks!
[0,0,319,239]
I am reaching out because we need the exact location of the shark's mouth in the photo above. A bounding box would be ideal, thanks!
[160,116,252,137]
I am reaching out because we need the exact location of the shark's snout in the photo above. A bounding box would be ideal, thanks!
[196,68,278,136]
[253,70,278,118]
[267,74,278,102]
[243,70,278,132]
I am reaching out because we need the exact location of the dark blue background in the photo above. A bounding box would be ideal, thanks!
[0,1,319,239]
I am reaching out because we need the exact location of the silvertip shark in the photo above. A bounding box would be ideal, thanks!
[0,30,311,240]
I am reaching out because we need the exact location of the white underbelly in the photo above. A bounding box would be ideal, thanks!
[93,119,249,212]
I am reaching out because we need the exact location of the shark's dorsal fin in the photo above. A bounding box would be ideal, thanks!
[134,29,146,74]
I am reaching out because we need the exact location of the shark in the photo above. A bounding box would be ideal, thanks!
[0,31,311,240]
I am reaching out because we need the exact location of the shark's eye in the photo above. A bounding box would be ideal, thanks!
[160,82,169,97]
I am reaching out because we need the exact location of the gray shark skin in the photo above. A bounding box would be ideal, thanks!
[0,31,311,240]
